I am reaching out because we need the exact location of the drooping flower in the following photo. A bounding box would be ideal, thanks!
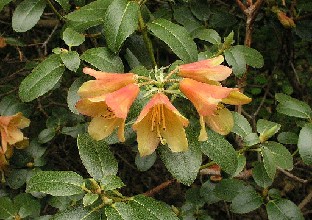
[133,93,189,156]
[178,55,232,83]
[0,112,30,154]
[76,83,140,142]
[179,78,251,140]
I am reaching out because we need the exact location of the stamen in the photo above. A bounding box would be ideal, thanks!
[161,105,166,130]
[151,107,156,131]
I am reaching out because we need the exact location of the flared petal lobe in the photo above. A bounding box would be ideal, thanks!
[179,78,233,116]
[179,55,232,83]
[204,106,234,135]
[133,93,189,156]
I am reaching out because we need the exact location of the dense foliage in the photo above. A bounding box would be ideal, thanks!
[0,0,312,219]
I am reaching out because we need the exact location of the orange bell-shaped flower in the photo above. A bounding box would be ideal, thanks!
[133,93,189,156]
[178,55,232,83]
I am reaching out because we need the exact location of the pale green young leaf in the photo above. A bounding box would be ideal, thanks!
[60,51,80,72]
[252,162,273,188]
[129,195,179,220]
[19,54,65,102]
[27,171,84,196]
[77,133,118,180]
[83,193,99,207]
[105,203,134,220]
[147,18,197,63]
[100,175,125,191]
[298,123,312,165]
[0,197,18,219]
[266,199,304,220]
[224,48,246,77]
[103,0,139,52]
[80,47,124,72]
[230,185,263,214]
[257,119,281,142]
[62,28,85,47]
[12,0,46,32]
[201,130,237,175]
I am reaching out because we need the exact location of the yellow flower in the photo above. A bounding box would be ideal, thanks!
[0,112,30,154]
[178,55,232,83]
[133,93,189,156]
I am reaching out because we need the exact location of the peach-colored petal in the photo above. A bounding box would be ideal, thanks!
[198,115,208,141]
[222,90,252,105]
[76,99,109,117]
[83,67,136,81]
[204,106,234,135]
[88,117,124,141]
[161,107,188,152]
[179,55,232,82]
[105,84,140,119]
[179,78,233,116]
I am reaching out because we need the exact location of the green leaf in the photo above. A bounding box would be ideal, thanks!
[0,95,31,116]
[0,197,18,219]
[51,206,101,220]
[230,185,263,214]
[185,188,206,208]
[232,154,246,177]
[266,199,304,220]
[14,193,40,218]
[100,175,125,191]
[277,132,298,145]
[60,51,80,72]
[6,169,28,189]
[173,5,202,33]
[252,162,273,188]
[232,112,252,138]
[19,54,65,102]
[200,181,220,204]
[298,123,312,165]
[66,0,112,31]
[12,0,46,32]
[54,0,70,12]
[224,48,246,77]
[38,128,56,144]
[62,28,85,47]
[61,124,86,138]
[128,195,179,220]
[105,202,134,220]
[135,152,157,172]
[257,119,281,143]
[275,93,312,119]
[77,133,118,180]
[27,171,84,196]
[67,77,85,114]
[147,18,197,63]
[191,28,221,45]
[261,142,293,178]
[214,179,245,201]
[80,47,124,72]
[0,0,12,12]
[83,193,99,207]
[201,130,237,175]
[126,35,153,68]
[103,0,139,52]
[160,126,202,185]
[232,45,264,68]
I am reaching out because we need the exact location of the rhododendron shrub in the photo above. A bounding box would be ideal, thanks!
[0,0,310,219]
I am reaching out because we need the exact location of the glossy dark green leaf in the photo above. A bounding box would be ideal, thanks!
[266,199,304,220]
[224,48,246,77]
[6,169,28,189]
[231,112,252,138]
[232,45,264,68]
[201,130,237,175]
[135,152,157,172]
[0,95,31,116]
[38,128,56,144]
[100,175,125,191]
[103,0,139,52]
[14,193,40,218]
[19,54,65,102]
[147,18,197,63]
[67,77,85,114]
[51,206,101,220]
[62,28,85,47]
[60,51,80,72]
[191,28,221,44]
[27,171,84,196]
[277,132,298,145]
[77,133,118,180]
[252,162,273,188]
[0,197,17,219]
[298,123,312,165]
[213,179,245,202]
[105,202,134,220]
[173,5,202,33]
[200,181,220,204]
[230,185,263,214]
[54,0,70,12]
[12,0,46,32]
[80,47,124,72]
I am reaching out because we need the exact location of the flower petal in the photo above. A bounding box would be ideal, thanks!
[135,112,160,156]
[204,106,234,135]
[88,117,123,141]
[222,90,252,105]
[161,107,188,152]
[105,84,140,119]
[179,78,233,116]
[83,67,135,81]
[76,99,109,117]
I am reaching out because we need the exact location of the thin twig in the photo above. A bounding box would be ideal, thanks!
[298,190,312,210]
[143,179,176,197]
[277,168,308,184]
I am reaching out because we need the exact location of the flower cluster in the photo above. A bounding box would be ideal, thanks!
[0,112,30,171]
[76,56,251,156]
